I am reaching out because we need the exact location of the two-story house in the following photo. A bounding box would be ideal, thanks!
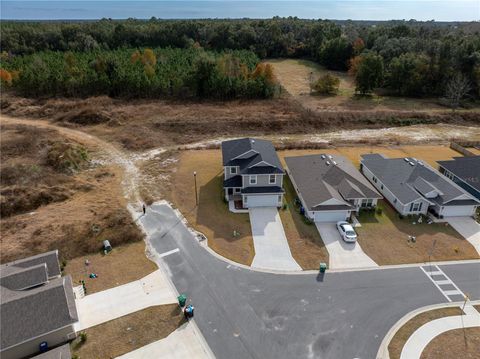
[222,138,285,209]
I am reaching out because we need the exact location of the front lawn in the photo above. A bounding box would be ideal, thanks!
[356,201,479,265]
[279,176,329,269]
[72,304,185,358]
[171,150,255,266]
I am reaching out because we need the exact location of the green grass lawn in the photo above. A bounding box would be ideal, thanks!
[356,201,479,265]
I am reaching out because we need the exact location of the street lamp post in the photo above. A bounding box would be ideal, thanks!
[193,171,198,206]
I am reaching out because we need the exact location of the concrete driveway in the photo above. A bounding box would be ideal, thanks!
[446,217,480,255]
[74,270,177,331]
[315,223,378,269]
[249,207,301,271]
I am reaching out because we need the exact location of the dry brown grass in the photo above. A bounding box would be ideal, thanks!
[268,58,480,113]
[280,176,328,269]
[388,307,463,359]
[170,150,254,266]
[2,94,478,152]
[356,201,479,265]
[72,304,185,359]
[64,241,156,294]
[420,327,480,359]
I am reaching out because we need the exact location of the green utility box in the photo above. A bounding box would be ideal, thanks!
[319,263,327,273]
[178,294,187,307]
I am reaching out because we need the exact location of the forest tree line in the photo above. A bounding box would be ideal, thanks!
[1,18,479,99]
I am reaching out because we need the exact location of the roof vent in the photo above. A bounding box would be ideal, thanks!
[404,157,409,162]
[326,161,330,166]
[321,154,326,159]
[328,155,333,159]
[251,139,255,144]
[333,161,337,165]
[418,161,424,166]
[409,161,415,166]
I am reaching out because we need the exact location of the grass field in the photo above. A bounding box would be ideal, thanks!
[388,306,463,359]
[267,59,478,113]
[64,241,156,294]
[72,304,184,358]
[420,327,480,359]
[356,201,479,265]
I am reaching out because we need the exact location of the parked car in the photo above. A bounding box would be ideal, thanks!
[336,221,357,243]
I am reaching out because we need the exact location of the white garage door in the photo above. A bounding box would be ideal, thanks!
[245,195,280,208]
[442,205,475,217]
[314,211,349,223]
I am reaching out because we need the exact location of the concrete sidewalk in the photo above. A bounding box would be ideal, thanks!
[74,270,177,331]
[116,322,213,359]
[249,207,301,271]
[400,304,480,359]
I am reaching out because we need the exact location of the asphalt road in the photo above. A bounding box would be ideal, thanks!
[142,204,480,359]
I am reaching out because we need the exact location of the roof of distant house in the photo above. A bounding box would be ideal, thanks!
[285,154,381,211]
[437,156,480,192]
[361,154,480,206]
[0,251,78,351]
[221,138,284,175]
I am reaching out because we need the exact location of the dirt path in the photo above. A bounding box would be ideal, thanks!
[0,114,143,206]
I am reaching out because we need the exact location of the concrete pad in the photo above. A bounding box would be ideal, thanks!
[446,217,480,255]
[249,207,301,271]
[116,322,213,359]
[400,304,480,359]
[74,270,177,331]
[315,223,378,269]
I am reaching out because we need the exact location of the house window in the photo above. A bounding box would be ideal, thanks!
[250,175,257,185]
[394,198,397,204]
[373,176,377,183]
[380,184,384,190]
[278,195,282,202]
[234,188,240,193]
[269,174,276,184]
[410,202,422,212]
[230,167,237,174]
[361,199,373,208]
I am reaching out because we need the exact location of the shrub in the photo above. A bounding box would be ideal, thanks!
[312,73,340,95]
[376,207,383,215]
[79,332,87,343]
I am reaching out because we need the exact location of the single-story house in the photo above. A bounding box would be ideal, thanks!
[222,138,285,209]
[361,154,480,218]
[437,156,480,201]
[285,154,382,222]
[0,251,78,359]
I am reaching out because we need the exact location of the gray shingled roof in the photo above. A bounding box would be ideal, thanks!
[0,252,78,350]
[285,154,381,211]
[31,344,71,359]
[0,250,61,279]
[437,156,480,192]
[361,154,480,205]
[223,175,242,188]
[221,138,284,175]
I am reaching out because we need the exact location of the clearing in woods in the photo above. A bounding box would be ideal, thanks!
[267,59,479,113]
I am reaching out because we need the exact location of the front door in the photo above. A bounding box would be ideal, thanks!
[228,188,233,195]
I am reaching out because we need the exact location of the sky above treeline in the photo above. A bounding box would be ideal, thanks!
[1,1,479,21]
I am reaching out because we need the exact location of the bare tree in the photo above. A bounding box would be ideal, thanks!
[445,74,471,110]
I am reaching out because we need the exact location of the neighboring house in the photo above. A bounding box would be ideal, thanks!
[361,154,480,218]
[437,156,480,201]
[285,154,382,223]
[0,251,78,359]
[222,138,285,209]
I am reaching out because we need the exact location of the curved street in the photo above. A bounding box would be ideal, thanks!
[141,203,480,359]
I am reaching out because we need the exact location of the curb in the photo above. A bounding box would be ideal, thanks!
[376,299,480,359]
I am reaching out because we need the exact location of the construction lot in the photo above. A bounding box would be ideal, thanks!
[169,145,479,269]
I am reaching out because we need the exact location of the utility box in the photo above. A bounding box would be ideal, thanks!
[319,262,327,273]
[103,240,112,252]
[178,294,187,307]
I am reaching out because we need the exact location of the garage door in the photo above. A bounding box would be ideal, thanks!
[442,205,475,217]
[245,194,280,208]
[314,211,349,223]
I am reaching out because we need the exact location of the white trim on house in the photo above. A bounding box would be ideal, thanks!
[248,160,275,168]
[231,149,258,161]
[249,175,257,185]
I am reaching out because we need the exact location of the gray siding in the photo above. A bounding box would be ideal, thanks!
[224,166,240,180]
[242,174,283,188]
